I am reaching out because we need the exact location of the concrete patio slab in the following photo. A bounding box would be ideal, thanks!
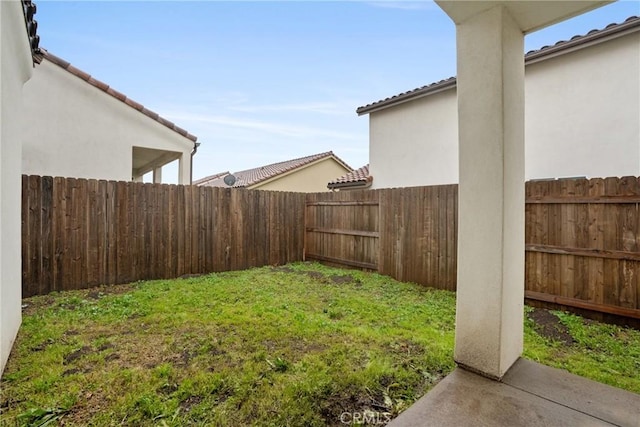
[388,358,640,427]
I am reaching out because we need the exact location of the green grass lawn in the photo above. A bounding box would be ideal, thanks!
[1,262,639,426]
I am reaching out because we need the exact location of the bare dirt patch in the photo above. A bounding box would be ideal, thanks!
[63,346,92,365]
[529,308,575,346]
[180,395,203,412]
[319,385,391,427]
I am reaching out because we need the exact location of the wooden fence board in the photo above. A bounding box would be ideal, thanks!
[22,176,305,295]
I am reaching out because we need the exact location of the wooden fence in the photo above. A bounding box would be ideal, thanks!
[305,178,640,323]
[525,176,640,323]
[22,175,305,297]
[305,186,458,291]
[305,190,380,270]
[21,174,640,323]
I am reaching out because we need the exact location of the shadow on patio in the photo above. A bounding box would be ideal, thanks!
[390,358,640,426]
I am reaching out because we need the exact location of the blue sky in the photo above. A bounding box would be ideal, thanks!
[35,1,639,182]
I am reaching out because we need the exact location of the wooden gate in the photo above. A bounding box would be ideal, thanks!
[304,190,379,270]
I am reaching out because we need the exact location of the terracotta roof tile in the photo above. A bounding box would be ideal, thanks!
[124,97,144,111]
[34,48,198,143]
[106,87,127,102]
[356,78,456,115]
[358,16,640,115]
[141,107,159,120]
[197,152,353,188]
[88,77,109,92]
[157,117,175,129]
[66,64,91,81]
[328,164,371,189]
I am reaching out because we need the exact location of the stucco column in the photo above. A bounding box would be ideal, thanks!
[153,166,162,184]
[178,152,191,185]
[454,5,525,379]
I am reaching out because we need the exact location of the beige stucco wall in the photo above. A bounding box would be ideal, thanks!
[22,59,194,182]
[253,158,351,192]
[369,31,640,188]
[1,0,33,373]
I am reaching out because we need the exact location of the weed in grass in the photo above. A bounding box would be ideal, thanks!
[266,356,290,372]
[17,406,70,427]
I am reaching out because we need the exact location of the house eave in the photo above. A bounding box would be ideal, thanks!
[525,16,640,65]
[356,79,457,116]
[356,16,640,116]
[327,177,373,190]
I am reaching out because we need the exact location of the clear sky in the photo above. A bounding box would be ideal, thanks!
[35,0,640,182]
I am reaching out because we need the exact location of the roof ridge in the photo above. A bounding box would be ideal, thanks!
[35,48,198,143]
[357,15,640,115]
[233,151,334,174]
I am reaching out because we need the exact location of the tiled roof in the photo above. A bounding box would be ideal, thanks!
[328,164,371,189]
[34,49,197,142]
[197,151,353,188]
[357,15,640,115]
[356,78,456,115]
[192,171,230,186]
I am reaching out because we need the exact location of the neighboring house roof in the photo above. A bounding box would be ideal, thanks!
[33,49,198,143]
[328,164,371,190]
[357,15,640,115]
[192,171,230,186]
[196,151,353,188]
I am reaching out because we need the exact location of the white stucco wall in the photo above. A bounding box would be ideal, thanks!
[369,30,640,188]
[525,33,640,179]
[1,0,33,373]
[369,90,459,188]
[22,59,194,182]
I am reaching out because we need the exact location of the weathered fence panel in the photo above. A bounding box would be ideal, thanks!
[22,176,305,297]
[22,174,640,323]
[378,185,458,291]
[305,186,458,290]
[304,178,640,323]
[305,190,380,270]
[525,176,640,321]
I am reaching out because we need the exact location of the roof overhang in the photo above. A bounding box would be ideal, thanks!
[327,179,372,190]
[132,147,182,178]
[358,3,630,115]
[357,78,457,116]
[435,1,614,34]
